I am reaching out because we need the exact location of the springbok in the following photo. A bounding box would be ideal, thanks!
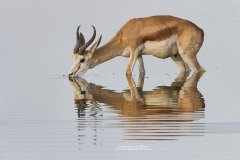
[68,15,205,77]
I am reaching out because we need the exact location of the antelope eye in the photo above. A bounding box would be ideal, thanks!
[80,58,85,63]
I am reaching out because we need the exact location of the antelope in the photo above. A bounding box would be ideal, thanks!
[68,15,205,77]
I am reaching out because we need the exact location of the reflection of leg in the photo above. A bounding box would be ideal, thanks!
[136,73,145,100]
[137,56,145,73]
[126,74,142,101]
[137,72,145,88]
[126,74,136,87]
[183,72,204,88]
[171,70,190,88]
[171,53,190,72]
[178,72,205,112]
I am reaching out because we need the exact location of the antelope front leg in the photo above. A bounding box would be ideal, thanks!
[126,48,141,75]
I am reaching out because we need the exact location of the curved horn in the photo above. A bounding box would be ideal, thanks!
[78,25,96,55]
[73,26,81,54]
[79,32,85,47]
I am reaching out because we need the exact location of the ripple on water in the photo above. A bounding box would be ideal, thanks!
[71,73,207,143]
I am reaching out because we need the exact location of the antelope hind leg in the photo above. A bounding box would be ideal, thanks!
[171,53,191,72]
[181,53,205,72]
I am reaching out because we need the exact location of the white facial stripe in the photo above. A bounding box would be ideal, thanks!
[68,60,80,74]
[78,55,84,59]
[73,65,81,74]
[75,64,89,75]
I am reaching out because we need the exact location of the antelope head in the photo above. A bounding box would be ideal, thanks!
[68,25,102,77]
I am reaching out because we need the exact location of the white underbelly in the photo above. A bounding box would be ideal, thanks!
[142,35,178,59]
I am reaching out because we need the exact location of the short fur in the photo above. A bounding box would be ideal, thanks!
[69,15,205,76]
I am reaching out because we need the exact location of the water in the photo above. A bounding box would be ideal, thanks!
[1,0,240,159]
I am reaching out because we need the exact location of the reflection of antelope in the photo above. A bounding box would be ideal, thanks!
[69,72,205,122]
[68,15,205,77]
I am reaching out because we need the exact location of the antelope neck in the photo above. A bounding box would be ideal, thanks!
[89,40,123,69]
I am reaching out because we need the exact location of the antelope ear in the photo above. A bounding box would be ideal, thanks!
[89,35,102,54]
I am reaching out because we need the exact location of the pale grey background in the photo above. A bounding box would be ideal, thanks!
[0,0,239,76]
[0,0,240,160]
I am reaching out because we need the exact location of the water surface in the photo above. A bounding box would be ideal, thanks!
[1,0,240,160]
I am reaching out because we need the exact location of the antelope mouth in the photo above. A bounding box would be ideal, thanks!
[68,72,75,77]
[68,65,81,77]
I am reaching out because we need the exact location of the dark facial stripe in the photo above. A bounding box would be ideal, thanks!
[74,65,81,75]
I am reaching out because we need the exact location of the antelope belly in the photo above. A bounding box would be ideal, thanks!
[142,35,178,59]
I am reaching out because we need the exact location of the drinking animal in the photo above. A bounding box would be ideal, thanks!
[68,15,205,77]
